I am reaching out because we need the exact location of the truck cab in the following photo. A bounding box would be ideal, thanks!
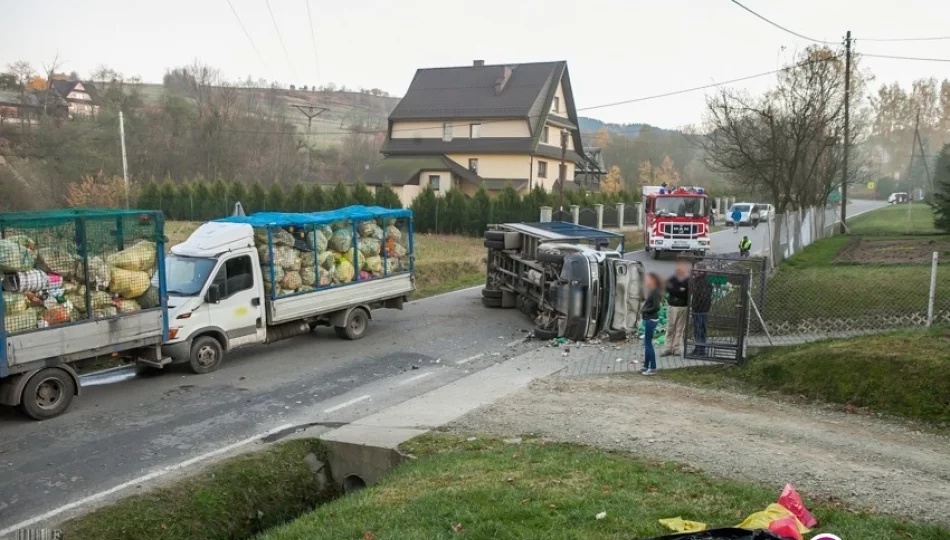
[643,186,711,259]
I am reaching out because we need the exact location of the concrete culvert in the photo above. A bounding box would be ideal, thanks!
[343,473,367,494]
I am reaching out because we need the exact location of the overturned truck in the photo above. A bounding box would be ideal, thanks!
[482,222,645,341]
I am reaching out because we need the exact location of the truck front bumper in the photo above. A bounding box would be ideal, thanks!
[163,339,192,364]
[650,238,710,251]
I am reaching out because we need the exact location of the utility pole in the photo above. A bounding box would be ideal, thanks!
[914,111,933,192]
[292,105,329,174]
[558,129,569,218]
[839,30,852,234]
[119,110,130,208]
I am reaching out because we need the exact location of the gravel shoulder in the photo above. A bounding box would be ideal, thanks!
[451,374,950,525]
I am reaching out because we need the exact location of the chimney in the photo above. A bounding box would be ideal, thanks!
[494,66,513,95]
[473,59,485,67]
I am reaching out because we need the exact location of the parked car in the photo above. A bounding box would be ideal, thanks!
[888,192,909,204]
[756,204,774,220]
[724,203,755,226]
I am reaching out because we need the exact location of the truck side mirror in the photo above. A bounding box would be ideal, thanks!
[207,283,222,304]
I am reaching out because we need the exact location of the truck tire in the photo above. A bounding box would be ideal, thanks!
[482,288,503,299]
[483,239,505,250]
[501,291,516,308]
[533,325,559,341]
[651,248,661,260]
[537,249,566,264]
[335,308,369,340]
[484,231,506,241]
[482,296,503,308]
[189,336,224,374]
[20,367,76,420]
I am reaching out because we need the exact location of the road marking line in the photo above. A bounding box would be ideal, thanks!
[0,423,294,537]
[322,394,371,413]
[397,372,433,386]
[455,353,484,365]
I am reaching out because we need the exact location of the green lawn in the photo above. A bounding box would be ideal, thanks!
[258,434,949,540]
[849,203,938,236]
[666,328,950,425]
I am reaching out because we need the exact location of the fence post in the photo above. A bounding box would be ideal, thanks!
[595,204,604,229]
[927,251,938,327]
[540,206,552,222]
[636,202,643,227]
[570,205,580,224]
[616,203,625,228]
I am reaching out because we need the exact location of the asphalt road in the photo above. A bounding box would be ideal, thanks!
[627,199,888,275]
[0,287,540,531]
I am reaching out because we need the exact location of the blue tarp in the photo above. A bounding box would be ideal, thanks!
[216,205,412,227]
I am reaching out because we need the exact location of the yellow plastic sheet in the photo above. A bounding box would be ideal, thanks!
[736,503,810,534]
[658,517,707,533]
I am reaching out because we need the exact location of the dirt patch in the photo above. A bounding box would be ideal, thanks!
[835,237,950,264]
[452,375,950,526]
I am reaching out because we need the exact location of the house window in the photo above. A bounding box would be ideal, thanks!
[468,158,479,174]
[552,96,560,113]
[442,123,453,142]
[429,175,441,191]
[538,161,548,178]
[542,126,550,144]
[470,123,481,138]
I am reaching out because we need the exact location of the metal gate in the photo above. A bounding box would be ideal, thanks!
[683,267,750,364]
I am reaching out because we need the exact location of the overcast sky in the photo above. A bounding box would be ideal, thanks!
[3,0,949,129]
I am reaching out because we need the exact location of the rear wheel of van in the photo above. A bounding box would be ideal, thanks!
[335,308,369,340]
[189,336,224,374]
[20,367,76,420]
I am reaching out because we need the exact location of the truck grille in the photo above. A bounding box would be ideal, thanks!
[661,223,700,238]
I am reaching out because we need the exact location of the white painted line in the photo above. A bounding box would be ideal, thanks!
[397,372,433,386]
[0,423,294,537]
[455,353,484,365]
[322,394,371,413]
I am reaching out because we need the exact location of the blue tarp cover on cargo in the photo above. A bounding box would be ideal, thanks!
[216,205,412,227]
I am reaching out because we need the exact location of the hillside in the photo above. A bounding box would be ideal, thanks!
[578,117,680,138]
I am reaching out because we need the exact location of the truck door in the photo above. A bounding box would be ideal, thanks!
[207,254,264,349]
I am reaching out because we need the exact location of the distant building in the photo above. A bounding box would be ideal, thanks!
[49,80,101,117]
[366,60,596,206]
[0,90,68,125]
[575,147,606,191]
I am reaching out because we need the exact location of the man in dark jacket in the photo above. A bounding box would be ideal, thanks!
[662,260,690,357]
[690,270,713,355]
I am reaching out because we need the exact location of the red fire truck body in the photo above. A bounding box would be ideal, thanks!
[642,186,711,259]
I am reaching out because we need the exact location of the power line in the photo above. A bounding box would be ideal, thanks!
[263,0,297,80]
[304,0,320,84]
[860,52,950,63]
[858,35,950,43]
[728,0,839,45]
[224,0,267,69]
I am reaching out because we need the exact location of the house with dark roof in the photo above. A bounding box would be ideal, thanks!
[49,80,100,117]
[365,60,590,206]
[0,90,68,124]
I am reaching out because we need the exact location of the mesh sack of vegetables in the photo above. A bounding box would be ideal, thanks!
[4,311,38,334]
[300,251,316,268]
[330,228,353,252]
[114,298,142,314]
[0,238,36,272]
[255,228,295,247]
[385,224,402,242]
[305,230,327,252]
[358,221,379,238]
[43,305,72,326]
[135,286,161,309]
[263,264,285,284]
[300,267,317,287]
[94,306,119,318]
[330,220,350,231]
[318,250,335,270]
[1,291,28,314]
[280,270,303,291]
[275,246,300,271]
[362,255,383,274]
[358,238,382,257]
[335,260,355,283]
[106,241,157,272]
[75,256,112,290]
[319,266,335,286]
[109,267,151,299]
[385,257,400,274]
[36,247,78,278]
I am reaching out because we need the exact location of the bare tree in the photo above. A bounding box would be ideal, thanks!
[41,53,62,116]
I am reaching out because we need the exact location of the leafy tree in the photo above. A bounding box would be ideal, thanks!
[228,181,248,214]
[287,183,308,212]
[266,182,286,212]
[210,178,229,218]
[443,189,468,234]
[137,180,160,210]
[495,185,522,223]
[931,143,950,232]
[305,184,326,211]
[467,187,493,236]
[351,182,375,205]
[330,181,351,208]
[374,184,402,209]
[410,186,438,233]
[191,180,212,220]
[601,165,624,194]
[175,182,194,221]
[159,179,177,219]
[247,182,267,214]
[522,185,550,222]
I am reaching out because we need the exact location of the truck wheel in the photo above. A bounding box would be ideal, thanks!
[20,367,76,420]
[189,336,224,374]
[537,249,566,264]
[484,231,506,241]
[482,296,503,308]
[335,308,369,340]
[533,325,559,341]
[483,239,505,250]
[651,249,661,260]
[482,288,503,299]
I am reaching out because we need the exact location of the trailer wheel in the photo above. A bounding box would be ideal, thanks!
[335,308,369,340]
[189,336,224,374]
[482,288,503,299]
[482,296,503,308]
[483,239,505,250]
[20,367,76,420]
[533,325,559,341]
[537,249,566,264]
[484,230,506,241]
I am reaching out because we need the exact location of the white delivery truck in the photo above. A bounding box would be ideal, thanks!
[1,206,415,419]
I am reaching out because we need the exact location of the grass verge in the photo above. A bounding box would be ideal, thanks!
[62,439,334,540]
[411,233,485,299]
[849,203,938,236]
[258,434,948,540]
[664,328,950,426]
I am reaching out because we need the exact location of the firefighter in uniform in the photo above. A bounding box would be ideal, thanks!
[739,236,752,257]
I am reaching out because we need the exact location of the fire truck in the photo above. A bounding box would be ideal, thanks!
[642,185,711,260]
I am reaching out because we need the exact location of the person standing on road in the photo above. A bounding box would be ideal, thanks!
[662,260,690,358]
[690,269,713,355]
[639,272,663,376]
[731,207,742,232]
[750,205,760,229]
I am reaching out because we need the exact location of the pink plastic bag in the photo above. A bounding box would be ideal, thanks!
[778,484,818,528]
[769,516,803,540]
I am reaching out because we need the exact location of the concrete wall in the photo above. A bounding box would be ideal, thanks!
[446,153,531,180]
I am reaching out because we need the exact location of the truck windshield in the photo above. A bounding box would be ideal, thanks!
[163,254,217,296]
[654,197,706,217]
